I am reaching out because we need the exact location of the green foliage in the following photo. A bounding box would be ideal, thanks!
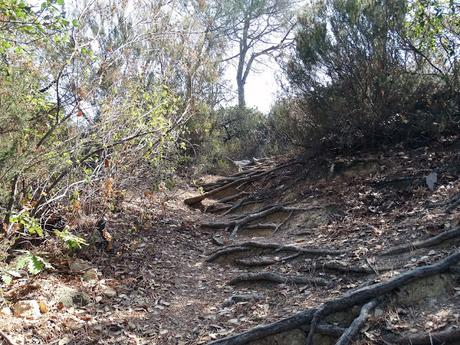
[9,212,43,237]
[185,105,267,174]
[1,251,52,284]
[286,0,460,152]
[15,251,52,275]
[54,228,88,250]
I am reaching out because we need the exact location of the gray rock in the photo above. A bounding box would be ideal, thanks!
[13,300,41,319]
[82,269,99,282]
[0,306,12,316]
[69,259,92,273]
[55,287,91,307]
[101,285,117,298]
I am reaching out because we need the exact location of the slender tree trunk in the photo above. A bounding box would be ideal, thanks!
[4,174,19,229]
[237,78,246,108]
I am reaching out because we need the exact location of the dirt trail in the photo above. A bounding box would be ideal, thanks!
[2,143,460,345]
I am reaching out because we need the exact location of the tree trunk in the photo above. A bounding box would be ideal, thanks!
[237,78,246,108]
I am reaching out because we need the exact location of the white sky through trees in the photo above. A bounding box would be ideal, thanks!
[225,64,279,114]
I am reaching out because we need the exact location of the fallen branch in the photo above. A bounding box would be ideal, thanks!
[335,299,378,345]
[381,227,460,256]
[228,271,330,286]
[305,249,460,345]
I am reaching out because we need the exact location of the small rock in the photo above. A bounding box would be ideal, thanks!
[82,269,99,282]
[58,336,71,345]
[13,300,41,319]
[428,250,436,256]
[95,296,103,303]
[69,259,92,273]
[56,287,91,307]
[0,306,12,316]
[374,308,384,317]
[38,300,48,314]
[101,286,117,298]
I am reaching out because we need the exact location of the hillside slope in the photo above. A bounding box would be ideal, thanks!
[1,139,460,345]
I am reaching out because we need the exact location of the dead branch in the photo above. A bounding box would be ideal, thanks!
[381,227,460,256]
[305,249,460,345]
[386,327,460,344]
[229,272,330,286]
[335,299,378,345]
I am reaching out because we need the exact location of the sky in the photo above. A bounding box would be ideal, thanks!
[246,67,279,113]
[224,61,281,114]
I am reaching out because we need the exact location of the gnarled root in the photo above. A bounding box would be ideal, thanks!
[206,241,346,263]
[305,250,460,345]
[228,271,330,287]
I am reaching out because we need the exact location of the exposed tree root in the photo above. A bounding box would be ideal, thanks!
[206,246,251,262]
[222,293,263,307]
[234,253,300,267]
[446,194,460,212]
[381,227,460,256]
[206,241,346,263]
[216,192,250,204]
[203,205,317,237]
[305,249,460,345]
[315,261,375,274]
[273,210,294,233]
[221,197,263,215]
[335,299,378,345]
[207,308,340,345]
[385,327,460,344]
[185,160,301,205]
[208,251,460,345]
[228,271,330,286]
[0,330,15,345]
[242,223,278,230]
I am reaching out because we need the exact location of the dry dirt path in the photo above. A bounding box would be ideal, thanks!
[2,144,460,345]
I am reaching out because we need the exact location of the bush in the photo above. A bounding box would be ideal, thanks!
[284,0,460,153]
[184,105,268,174]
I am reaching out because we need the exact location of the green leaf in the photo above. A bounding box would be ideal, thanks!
[1,274,12,285]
